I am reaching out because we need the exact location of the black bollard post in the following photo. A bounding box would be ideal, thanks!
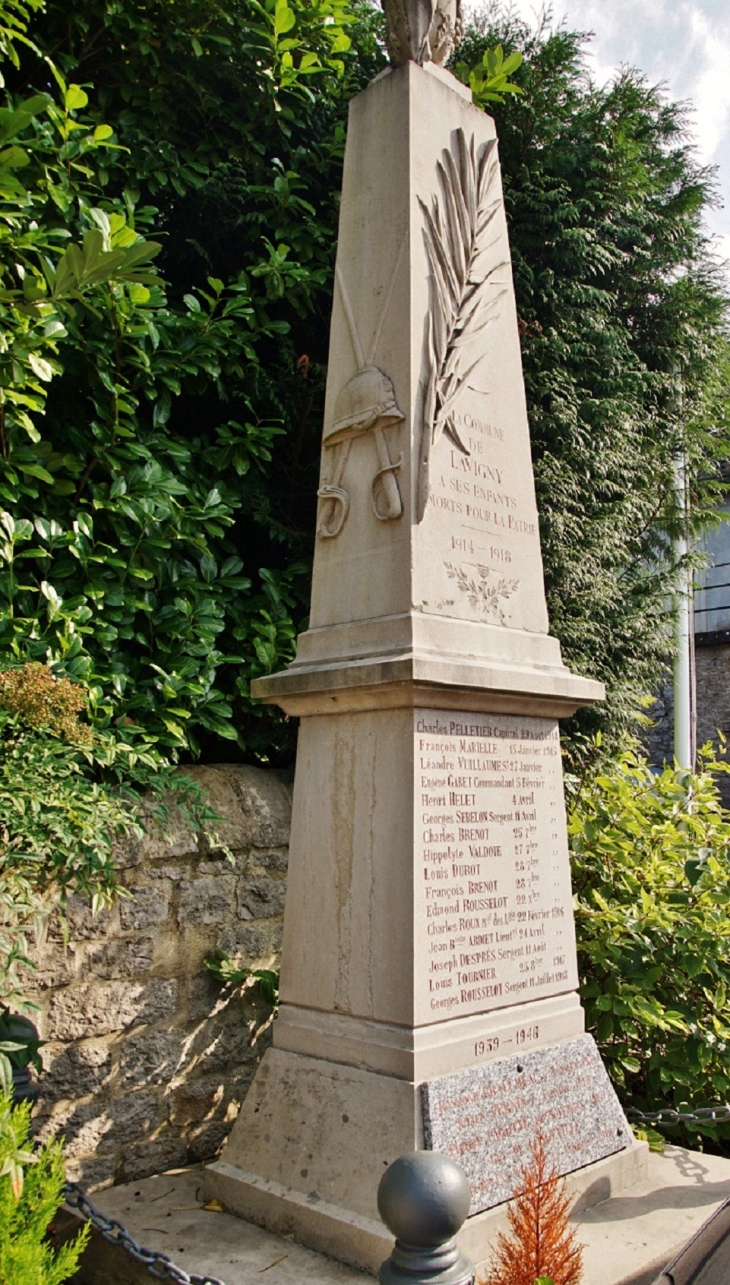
[377,1152,475,1285]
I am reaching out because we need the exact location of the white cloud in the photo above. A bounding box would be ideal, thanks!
[502,0,730,278]
[686,8,730,165]
[505,0,730,165]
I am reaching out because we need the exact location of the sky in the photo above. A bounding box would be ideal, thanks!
[507,0,730,270]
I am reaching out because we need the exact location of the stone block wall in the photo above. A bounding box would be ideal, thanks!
[27,764,292,1190]
[647,642,730,804]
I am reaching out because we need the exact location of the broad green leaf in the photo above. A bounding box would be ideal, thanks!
[27,353,54,382]
[18,462,54,483]
[0,144,29,168]
[275,2,296,35]
[65,84,88,111]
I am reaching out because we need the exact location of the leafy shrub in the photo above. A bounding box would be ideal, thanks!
[204,949,280,1007]
[0,1089,89,1283]
[569,738,730,1146]
[0,0,359,768]
[0,671,138,1006]
[0,664,90,745]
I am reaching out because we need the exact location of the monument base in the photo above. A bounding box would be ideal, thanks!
[203,1042,649,1274]
[205,1147,648,1275]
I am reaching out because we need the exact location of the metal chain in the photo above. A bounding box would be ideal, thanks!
[63,1182,227,1285]
[626,1105,730,1127]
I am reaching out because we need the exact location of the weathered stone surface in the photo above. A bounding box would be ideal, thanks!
[252,849,289,873]
[139,979,178,1024]
[23,941,78,989]
[167,1077,224,1127]
[85,937,155,980]
[237,877,286,920]
[187,973,226,1022]
[183,765,257,851]
[186,1118,231,1160]
[64,1153,116,1189]
[33,1095,113,1154]
[146,863,188,881]
[41,1039,112,1100]
[61,1108,115,1159]
[177,874,238,927]
[109,1090,161,1144]
[421,1034,630,1213]
[120,1135,189,1183]
[197,853,237,875]
[192,1016,261,1074]
[48,895,116,941]
[119,882,171,930]
[217,925,271,961]
[46,983,136,1040]
[46,979,177,1040]
[219,764,293,849]
[120,1031,184,1086]
[119,794,200,863]
[111,830,146,870]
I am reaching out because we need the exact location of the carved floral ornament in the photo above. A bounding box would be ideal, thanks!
[444,561,519,624]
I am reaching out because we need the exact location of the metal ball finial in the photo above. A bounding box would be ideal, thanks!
[378,1152,474,1285]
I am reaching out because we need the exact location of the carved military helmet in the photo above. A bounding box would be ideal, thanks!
[324,365,405,447]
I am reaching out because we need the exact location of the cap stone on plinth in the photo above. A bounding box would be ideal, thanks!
[204,58,648,1272]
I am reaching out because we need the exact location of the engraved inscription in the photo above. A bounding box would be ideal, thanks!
[432,443,535,549]
[414,709,578,1025]
[418,420,542,624]
[421,1036,629,1214]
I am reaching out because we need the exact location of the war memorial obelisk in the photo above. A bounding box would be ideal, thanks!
[205,4,648,1268]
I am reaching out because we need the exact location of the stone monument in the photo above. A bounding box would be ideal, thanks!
[204,22,648,1272]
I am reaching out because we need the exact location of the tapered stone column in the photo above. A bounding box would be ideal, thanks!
[204,60,647,1272]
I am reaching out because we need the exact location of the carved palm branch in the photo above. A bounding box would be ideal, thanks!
[417,129,506,520]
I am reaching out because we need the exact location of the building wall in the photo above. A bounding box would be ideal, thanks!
[647,509,730,796]
[647,645,730,804]
[27,764,292,1190]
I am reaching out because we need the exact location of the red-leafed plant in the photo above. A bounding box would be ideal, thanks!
[485,1135,583,1285]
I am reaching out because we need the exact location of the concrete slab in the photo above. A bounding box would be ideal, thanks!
[64,1167,367,1285]
[64,1146,730,1285]
[574,1145,730,1285]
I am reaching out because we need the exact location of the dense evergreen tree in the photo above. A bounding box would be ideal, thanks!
[456,10,729,751]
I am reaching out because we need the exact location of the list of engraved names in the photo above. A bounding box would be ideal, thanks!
[414,709,578,1024]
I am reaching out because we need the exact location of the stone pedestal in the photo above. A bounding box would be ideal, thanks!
[205,59,648,1269]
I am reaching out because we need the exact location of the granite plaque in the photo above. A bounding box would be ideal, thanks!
[414,708,578,1026]
[421,1034,630,1214]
